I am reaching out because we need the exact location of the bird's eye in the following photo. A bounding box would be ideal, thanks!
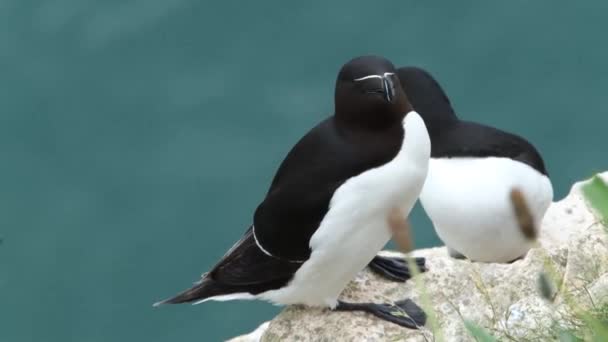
[362,79,384,92]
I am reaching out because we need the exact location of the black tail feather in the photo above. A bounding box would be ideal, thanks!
[153,277,227,307]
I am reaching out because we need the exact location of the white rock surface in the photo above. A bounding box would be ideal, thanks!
[228,173,608,342]
[228,322,270,342]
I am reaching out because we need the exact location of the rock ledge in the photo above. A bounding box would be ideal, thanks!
[230,173,608,341]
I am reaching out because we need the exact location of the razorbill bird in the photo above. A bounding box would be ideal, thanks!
[395,66,553,263]
[154,56,431,328]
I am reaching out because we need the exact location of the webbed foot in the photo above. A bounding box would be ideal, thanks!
[335,298,426,329]
[368,255,426,282]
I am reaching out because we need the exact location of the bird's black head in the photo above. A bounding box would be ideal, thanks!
[334,56,412,129]
[396,66,458,137]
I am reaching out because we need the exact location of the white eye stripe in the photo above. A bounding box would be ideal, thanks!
[354,75,381,81]
[354,72,395,82]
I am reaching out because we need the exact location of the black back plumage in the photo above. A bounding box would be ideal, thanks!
[255,117,404,261]
[157,56,413,305]
[397,66,548,176]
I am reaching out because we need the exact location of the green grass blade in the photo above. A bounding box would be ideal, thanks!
[463,320,497,342]
[582,175,608,224]
[557,329,582,342]
[580,311,608,342]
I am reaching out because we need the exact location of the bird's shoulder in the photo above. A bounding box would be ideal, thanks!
[434,120,548,175]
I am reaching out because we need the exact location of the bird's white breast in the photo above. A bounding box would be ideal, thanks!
[259,111,430,308]
[420,157,553,262]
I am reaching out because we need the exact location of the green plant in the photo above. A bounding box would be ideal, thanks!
[582,175,608,225]
[460,174,608,341]
[389,174,608,341]
[463,320,498,342]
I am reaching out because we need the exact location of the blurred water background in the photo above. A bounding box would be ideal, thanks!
[1,1,607,341]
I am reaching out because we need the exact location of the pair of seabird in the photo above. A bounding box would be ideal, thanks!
[154,56,553,329]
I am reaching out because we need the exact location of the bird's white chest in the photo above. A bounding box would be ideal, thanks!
[420,157,553,262]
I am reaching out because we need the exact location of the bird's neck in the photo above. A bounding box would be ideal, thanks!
[425,112,459,140]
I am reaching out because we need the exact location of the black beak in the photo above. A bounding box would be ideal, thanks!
[382,75,395,103]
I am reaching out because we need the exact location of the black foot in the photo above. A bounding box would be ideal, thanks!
[447,247,467,260]
[368,255,426,282]
[335,299,426,329]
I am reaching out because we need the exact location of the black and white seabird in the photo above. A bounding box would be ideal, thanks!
[395,66,553,263]
[154,56,431,328]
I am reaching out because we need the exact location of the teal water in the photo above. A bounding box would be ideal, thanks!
[1,1,607,341]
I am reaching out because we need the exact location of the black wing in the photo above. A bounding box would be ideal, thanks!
[180,117,402,295]
[433,121,548,175]
[254,117,404,261]
[206,226,302,293]
[157,226,303,303]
